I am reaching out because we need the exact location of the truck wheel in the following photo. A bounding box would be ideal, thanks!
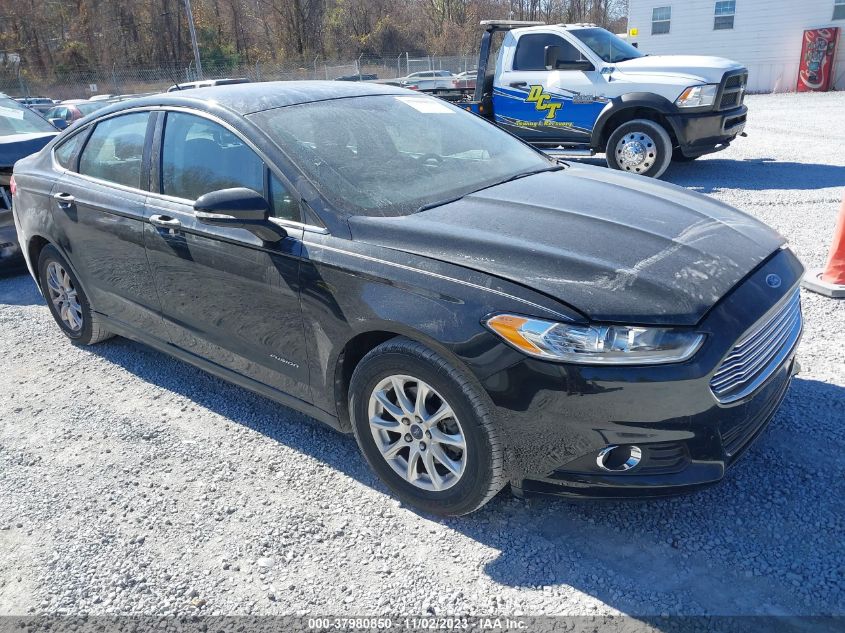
[606,119,673,178]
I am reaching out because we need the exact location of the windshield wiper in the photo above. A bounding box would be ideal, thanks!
[415,166,563,213]
[494,165,564,186]
[417,195,467,213]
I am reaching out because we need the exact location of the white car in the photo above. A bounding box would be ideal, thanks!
[167,78,250,92]
[399,70,459,94]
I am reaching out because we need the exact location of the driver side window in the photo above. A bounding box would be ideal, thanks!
[514,34,581,70]
[161,112,264,201]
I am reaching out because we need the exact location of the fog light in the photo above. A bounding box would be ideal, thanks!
[596,445,642,472]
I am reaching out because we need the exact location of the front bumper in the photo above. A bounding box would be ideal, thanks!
[481,248,804,499]
[667,105,748,158]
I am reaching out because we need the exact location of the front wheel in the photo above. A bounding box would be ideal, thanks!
[606,119,673,178]
[348,337,506,516]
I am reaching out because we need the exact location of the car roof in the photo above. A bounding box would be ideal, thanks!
[103,80,411,116]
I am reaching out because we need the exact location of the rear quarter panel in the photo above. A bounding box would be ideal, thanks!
[12,151,61,280]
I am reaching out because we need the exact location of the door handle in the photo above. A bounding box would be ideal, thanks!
[52,192,75,208]
[509,81,527,88]
[149,214,182,230]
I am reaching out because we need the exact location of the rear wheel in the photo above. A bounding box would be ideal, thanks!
[606,119,673,178]
[349,337,506,516]
[37,245,112,345]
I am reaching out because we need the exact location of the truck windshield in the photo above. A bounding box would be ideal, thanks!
[570,28,644,64]
[249,95,553,217]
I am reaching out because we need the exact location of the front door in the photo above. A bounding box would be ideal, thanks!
[495,32,607,143]
[143,110,311,401]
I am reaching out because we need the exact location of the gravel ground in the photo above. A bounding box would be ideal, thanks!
[0,92,843,619]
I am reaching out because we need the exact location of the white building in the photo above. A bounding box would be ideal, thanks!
[627,0,845,92]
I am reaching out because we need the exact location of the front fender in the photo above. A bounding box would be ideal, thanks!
[298,233,581,425]
[591,92,681,149]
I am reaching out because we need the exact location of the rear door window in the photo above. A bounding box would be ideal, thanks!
[78,112,149,189]
[54,131,88,170]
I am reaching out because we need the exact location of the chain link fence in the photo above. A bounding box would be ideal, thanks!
[0,54,479,101]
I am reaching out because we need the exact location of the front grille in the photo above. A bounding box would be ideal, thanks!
[710,290,802,404]
[721,366,791,457]
[720,92,739,108]
[718,71,748,110]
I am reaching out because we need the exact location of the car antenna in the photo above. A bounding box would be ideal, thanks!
[167,60,183,90]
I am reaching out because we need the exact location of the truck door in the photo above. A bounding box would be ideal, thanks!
[494,31,607,144]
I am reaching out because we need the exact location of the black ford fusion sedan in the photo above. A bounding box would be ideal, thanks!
[12,81,803,515]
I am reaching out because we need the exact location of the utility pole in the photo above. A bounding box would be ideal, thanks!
[183,0,203,80]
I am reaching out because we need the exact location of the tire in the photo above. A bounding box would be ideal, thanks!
[37,244,112,345]
[348,337,506,516]
[606,118,673,178]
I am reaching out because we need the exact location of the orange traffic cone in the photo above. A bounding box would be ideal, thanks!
[803,191,845,298]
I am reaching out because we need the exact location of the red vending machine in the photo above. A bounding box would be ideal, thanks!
[797,27,840,92]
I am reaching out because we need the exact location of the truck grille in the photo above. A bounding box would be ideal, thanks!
[710,289,802,404]
[718,71,748,110]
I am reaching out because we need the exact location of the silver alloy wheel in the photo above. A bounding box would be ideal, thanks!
[616,131,657,173]
[368,374,467,492]
[46,261,83,332]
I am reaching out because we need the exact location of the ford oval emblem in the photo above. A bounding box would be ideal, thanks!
[766,274,782,288]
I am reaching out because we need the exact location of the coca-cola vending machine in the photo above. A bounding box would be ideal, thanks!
[797,27,840,92]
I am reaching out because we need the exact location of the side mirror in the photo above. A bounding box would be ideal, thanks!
[194,187,286,242]
[544,45,595,72]
[50,118,68,130]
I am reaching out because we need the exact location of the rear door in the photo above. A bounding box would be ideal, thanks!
[143,109,311,401]
[495,31,606,143]
[51,110,166,337]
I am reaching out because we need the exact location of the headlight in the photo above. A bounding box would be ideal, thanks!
[675,84,719,108]
[485,315,704,365]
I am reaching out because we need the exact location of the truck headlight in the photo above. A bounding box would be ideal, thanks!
[675,84,719,108]
[485,315,704,365]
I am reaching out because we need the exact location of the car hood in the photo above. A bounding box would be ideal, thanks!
[614,55,745,84]
[0,131,57,170]
[347,166,785,326]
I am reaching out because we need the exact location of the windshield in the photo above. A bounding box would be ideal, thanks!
[249,95,552,217]
[0,97,56,135]
[570,28,645,63]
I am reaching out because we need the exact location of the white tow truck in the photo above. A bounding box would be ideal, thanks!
[461,20,749,177]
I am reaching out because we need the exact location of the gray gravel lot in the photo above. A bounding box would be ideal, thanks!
[0,92,843,618]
